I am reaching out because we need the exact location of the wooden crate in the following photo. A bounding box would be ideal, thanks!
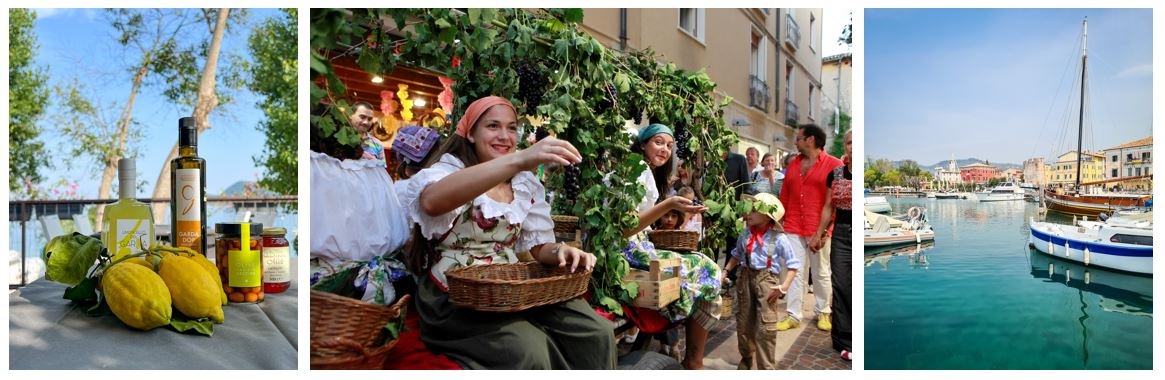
[623,258,682,309]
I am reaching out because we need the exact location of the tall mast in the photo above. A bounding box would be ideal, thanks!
[1074,17,1087,192]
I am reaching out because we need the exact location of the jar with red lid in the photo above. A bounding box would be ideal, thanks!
[215,222,264,303]
[261,227,291,294]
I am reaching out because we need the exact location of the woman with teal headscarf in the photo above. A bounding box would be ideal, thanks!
[622,123,723,369]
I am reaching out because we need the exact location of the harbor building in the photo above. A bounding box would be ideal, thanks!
[1101,136,1152,191]
[1049,150,1105,189]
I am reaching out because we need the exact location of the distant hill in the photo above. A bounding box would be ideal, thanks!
[222,181,280,197]
[888,158,1021,171]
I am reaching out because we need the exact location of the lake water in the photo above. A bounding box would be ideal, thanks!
[864,197,1153,370]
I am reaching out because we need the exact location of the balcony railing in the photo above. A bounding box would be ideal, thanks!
[748,75,770,112]
[784,13,801,50]
[785,98,800,126]
[9,196,298,288]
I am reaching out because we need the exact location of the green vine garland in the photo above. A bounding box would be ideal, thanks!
[310,8,742,314]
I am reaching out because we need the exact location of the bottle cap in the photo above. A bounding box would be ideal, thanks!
[179,117,198,147]
[118,158,135,199]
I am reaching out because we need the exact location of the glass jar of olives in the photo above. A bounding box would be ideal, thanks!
[215,222,264,303]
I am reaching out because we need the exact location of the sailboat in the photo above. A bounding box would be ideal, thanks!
[1042,18,1152,216]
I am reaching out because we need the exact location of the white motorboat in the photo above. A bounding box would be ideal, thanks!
[977,182,1025,202]
[865,208,935,247]
[1028,211,1153,274]
[865,196,892,213]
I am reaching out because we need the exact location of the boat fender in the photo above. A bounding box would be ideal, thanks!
[1064,240,1071,258]
[1083,247,1091,266]
[1047,239,1053,255]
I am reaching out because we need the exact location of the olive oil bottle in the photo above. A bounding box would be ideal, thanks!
[171,117,207,255]
[103,158,154,259]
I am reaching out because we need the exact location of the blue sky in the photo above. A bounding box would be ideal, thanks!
[865,8,1152,166]
[24,8,282,198]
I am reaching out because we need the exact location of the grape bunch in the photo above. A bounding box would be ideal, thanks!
[562,165,582,200]
[674,120,691,160]
[627,104,642,124]
[516,62,548,113]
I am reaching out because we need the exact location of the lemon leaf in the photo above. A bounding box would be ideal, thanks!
[169,316,214,337]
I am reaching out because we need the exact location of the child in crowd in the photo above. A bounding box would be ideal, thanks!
[653,209,687,230]
[676,186,703,233]
[722,193,800,370]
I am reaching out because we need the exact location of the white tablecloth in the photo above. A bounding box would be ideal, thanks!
[9,259,298,370]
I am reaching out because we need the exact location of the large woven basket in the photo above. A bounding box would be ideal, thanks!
[310,291,411,370]
[552,215,580,234]
[446,262,591,312]
[649,229,700,251]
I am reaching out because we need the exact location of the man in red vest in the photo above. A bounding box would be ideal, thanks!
[776,124,843,332]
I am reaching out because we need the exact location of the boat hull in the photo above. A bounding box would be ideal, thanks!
[865,229,935,247]
[1043,190,1149,217]
[978,194,1024,202]
[1028,222,1153,274]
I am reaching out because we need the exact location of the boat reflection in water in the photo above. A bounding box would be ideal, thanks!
[1027,249,1152,318]
[865,242,935,270]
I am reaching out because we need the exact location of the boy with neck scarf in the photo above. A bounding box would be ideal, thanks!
[721,193,800,369]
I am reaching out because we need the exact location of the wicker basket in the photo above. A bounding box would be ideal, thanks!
[310,291,410,370]
[649,229,700,251]
[446,262,591,312]
[552,215,580,234]
[719,294,735,319]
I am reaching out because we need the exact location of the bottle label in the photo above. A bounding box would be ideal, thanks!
[175,168,202,252]
[229,248,262,287]
[262,246,290,283]
[113,219,150,259]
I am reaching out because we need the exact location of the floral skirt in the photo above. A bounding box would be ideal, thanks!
[309,252,409,306]
[623,233,722,323]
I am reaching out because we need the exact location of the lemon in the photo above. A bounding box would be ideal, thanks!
[102,262,172,330]
[123,257,155,271]
[186,253,228,306]
[158,255,225,323]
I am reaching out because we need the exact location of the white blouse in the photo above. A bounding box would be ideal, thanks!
[309,151,410,264]
[636,165,659,214]
[396,154,555,253]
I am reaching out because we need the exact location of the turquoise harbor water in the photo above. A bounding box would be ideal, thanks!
[864,198,1153,370]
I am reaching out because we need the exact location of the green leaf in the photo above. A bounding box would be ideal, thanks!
[563,9,584,23]
[468,8,481,24]
[481,8,499,24]
[170,316,214,337]
[435,17,453,29]
[384,318,405,341]
[599,296,622,314]
[43,233,103,286]
[63,276,99,304]
[356,48,381,76]
[614,73,631,93]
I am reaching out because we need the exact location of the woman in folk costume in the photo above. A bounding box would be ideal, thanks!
[622,124,723,369]
[398,96,615,369]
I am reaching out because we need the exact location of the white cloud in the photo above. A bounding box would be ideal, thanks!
[1116,64,1152,78]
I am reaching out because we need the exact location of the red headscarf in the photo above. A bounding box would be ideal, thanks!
[454,96,516,137]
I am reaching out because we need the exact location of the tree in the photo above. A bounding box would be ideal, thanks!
[59,9,213,224]
[883,170,903,187]
[148,8,249,222]
[9,9,51,195]
[247,8,298,196]
[838,12,852,46]
[898,160,922,177]
[864,168,881,189]
[828,110,850,158]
